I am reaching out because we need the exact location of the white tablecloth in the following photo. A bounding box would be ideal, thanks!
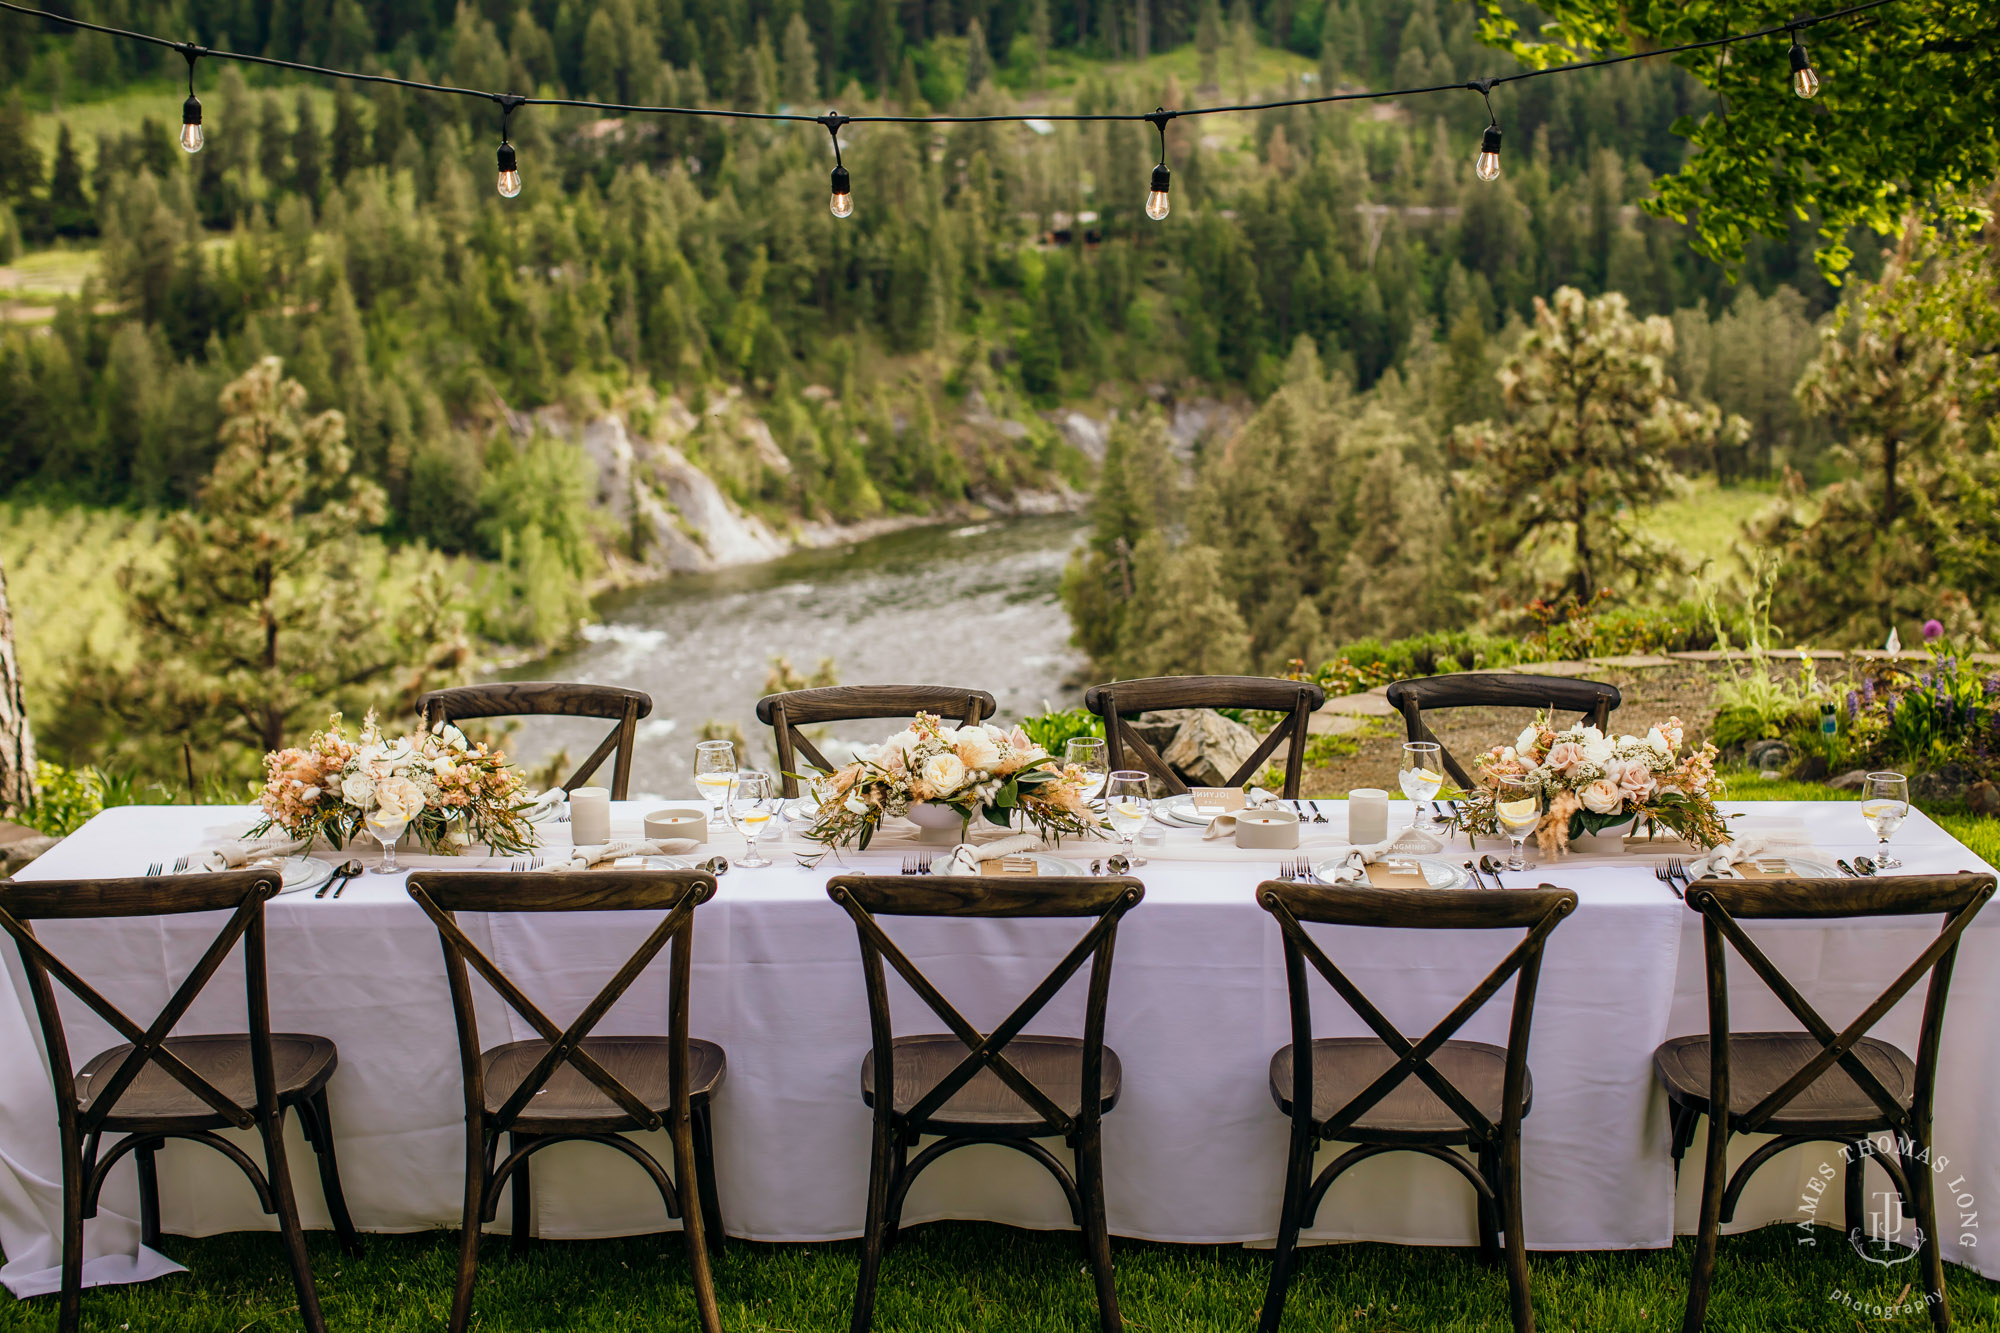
[3,801,1996,1298]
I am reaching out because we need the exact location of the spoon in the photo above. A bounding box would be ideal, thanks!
[1089,859,1102,875]
[323,859,364,899]
[1480,854,1507,888]
[1854,856,1878,876]
[1105,854,1130,876]
[1463,859,1488,890]
[701,856,730,877]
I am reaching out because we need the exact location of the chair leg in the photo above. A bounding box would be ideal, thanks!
[669,1103,723,1333]
[1259,1120,1315,1333]
[1904,1143,1952,1333]
[1498,1132,1535,1333]
[1667,1103,1697,1182]
[1680,1115,1728,1333]
[1475,1144,1501,1268]
[301,1091,364,1258]
[57,1118,84,1333]
[849,1114,895,1333]
[690,1099,725,1258]
[259,1108,328,1333]
[448,1134,487,1333]
[1075,1124,1122,1333]
[135,1139,162,1249]
[1846,1140,1867,1243]
[509,1132,533,1257]
[883,1131,910,1253]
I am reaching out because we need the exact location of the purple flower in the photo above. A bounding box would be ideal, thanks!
[1984,675,2000,698]
[1862,678,1877,705]
[1923,619,1945,641]
[1846,689,1860,721]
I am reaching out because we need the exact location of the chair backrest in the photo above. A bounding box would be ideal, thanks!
[405,870,715,1139]
[756,685,999,798]
[1684,873,1995,1140]
[1257,881,1576,1145]
[1382,674,1621,789]
[417,682,653,799]
[0,870,284,1137]
[826,874,1144,1137]
[1082,676,1327,799]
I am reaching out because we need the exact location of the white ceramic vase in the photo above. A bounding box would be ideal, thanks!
[906,802,969,845]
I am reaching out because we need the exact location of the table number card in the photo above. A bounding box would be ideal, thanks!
[1190,787,1248,814]
[1365,861,1431,889]
[980,856,1041,878]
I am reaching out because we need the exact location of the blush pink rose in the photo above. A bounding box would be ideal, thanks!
[1544,741,1587,774]
[1579,778,1623,815]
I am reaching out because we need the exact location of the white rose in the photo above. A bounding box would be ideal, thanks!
[843,793,871,815]
[1582,732,1615,766]
[921,752,968,795]
[1580,778,1623,815]
[341,773,377,808]
[955,728,1002,772]
[1646,726,1670,754]
[374,776,426,823]
[1515,726,1540,755]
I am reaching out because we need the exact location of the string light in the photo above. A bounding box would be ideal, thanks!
[494,95,523,198]
[177,45,202,154]
[1145,110,1173,221]
[822,113,852,218]
[1471,81,1501,182]
[0,0,1893,218]
[1789,32,1822,98]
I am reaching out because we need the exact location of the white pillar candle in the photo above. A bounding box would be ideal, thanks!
[1347,789,1388,845]
[571,787,611,846]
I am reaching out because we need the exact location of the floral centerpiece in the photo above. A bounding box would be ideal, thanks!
[802,713,1103,850]
[1471,713,1727,854]
[251,712,536,856]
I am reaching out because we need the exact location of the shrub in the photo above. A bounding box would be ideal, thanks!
[1020,707,1102,754]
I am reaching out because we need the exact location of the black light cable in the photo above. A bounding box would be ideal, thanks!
[1145,109,1174,221]
[494,94,523,198]
[822,112,852,218]
[1472,81,1501,182]
[178,43,203,153]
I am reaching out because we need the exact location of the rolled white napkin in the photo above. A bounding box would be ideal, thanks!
[547,837,703,871]
[1321,827,1447,883]
[1199,788,1285,841]
[199,834,309,872]
[937,833,1043,877]
[522,789,569,823]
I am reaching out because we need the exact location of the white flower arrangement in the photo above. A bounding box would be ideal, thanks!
[1475,712,1726,854]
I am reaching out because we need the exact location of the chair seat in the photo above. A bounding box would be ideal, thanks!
[76,1033,338,1132]
[1269,1037,1530,1142]
[1654,1032,1916,1134]
[860,1034,1121,1134]
[483,1036,726,1134]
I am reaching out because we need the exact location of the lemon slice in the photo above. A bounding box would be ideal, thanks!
[1410,767,1442,785]
[1860,799,1902,818]
[1498,797,1538,821]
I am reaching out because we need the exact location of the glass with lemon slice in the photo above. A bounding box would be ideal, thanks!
[1399,741,1446,831]
[1861,772,1909,869]
[1494,779,1541,872]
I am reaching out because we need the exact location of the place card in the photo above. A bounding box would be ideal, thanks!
[1190,787,1247,814]
[1365,860,1430,889]
[1734,858,1800,880]
[981,856,1041,878]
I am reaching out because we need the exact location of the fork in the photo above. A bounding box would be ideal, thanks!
[171,855,190,874]
[144,862,162,877]
[901,855,917,876]
[1669,856,1696,894]
[1654,861,1684,900]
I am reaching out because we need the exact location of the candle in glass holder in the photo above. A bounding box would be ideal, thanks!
[1348,788,1388,845]
[571,786,611,845]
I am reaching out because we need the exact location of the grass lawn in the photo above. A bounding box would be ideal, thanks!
[3,1220,1995,1332]
[1637,478,1786,578]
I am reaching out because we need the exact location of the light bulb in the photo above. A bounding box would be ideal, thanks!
[829,165,853,219]
[495,143,521,198]
[1475,125,1502,182]
[1145,164,1171,221]
[1789,40,1819,98]
[180,95,203,154]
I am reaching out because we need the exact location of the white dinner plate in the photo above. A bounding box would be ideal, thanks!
[274,855,336,895]
[1716,855,1840,879]
[1156,794,1231,827]
[1314,856,1472,890]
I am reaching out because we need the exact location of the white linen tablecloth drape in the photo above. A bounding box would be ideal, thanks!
[2,801,1995,1298]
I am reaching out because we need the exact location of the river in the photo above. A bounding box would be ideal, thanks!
[501,515,1091,800]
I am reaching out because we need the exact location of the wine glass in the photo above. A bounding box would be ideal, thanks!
[1400,742,1445,831]
[694,739,737,830]
[364,807,408,874]
[1065,737,1109,804]
[1102,770,1151,867]
[1493,778,1540,873]
[1861,772,1909,870]
[728,770,779,868]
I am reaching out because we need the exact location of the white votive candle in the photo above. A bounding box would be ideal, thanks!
[1348,788,1388,845]
[571,787,611,845]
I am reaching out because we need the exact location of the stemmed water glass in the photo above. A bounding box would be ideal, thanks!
[1862,772,1910,870]
[1400,742,1445,831]
[729,770,779,868]
[363,806,408,874]
[1066,737,1109,805]
[695,739,737,830]
[1103,770,1151,866]
[1493,778,1540,874]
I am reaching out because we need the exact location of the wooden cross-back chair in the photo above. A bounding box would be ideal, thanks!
[404,870,727,1333]
[1081,676,1327,799]
[1382,675,1621,790]
[0,870,361,1333]
[417,682,652,799]
[1659,872,1995,1333]
[1256,881,1578,1333]
[756,685,999,798]
[826,873,1146,1333]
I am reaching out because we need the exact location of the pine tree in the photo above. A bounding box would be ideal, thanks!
[46,124,91,236]
[258,94,290,188]
[963,17,991,95]
[0,559,34,814]
[782,12,820,104]
[330,89,366,183]
[292,93,325,204]
[1030,0,1051,87]
[0,93,41,204]
[1196,0,1223,91]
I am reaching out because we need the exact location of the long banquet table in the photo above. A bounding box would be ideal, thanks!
[3,800,1997,1297]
